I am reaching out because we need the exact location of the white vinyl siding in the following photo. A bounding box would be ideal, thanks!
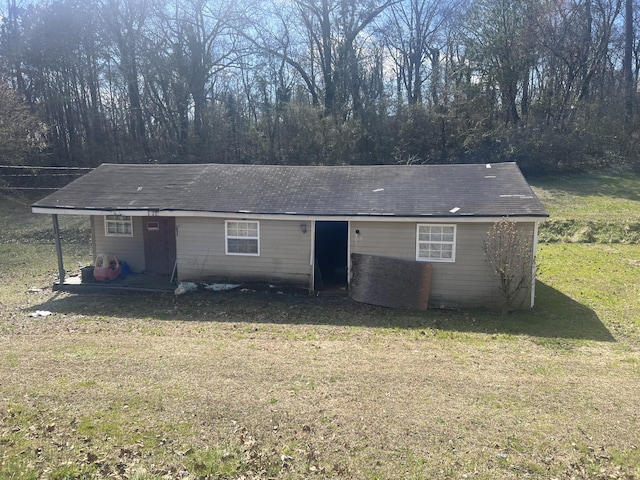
[105,215,133,237]
[225,220,259,256]
[416,224,456,262]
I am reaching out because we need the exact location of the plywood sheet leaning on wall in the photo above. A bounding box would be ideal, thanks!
[350,253,432,310]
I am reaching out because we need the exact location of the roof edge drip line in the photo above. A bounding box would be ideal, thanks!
[31,206,547,222]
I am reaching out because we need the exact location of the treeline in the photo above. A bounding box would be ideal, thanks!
[1,0,640,173]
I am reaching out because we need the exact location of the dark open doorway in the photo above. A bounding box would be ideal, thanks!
[314,221,348,290]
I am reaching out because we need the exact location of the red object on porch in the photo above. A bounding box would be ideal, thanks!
[93,253,122,282]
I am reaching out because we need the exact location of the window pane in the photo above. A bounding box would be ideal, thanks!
[227,221,259,239]
[243,239,258,254]
[228,238,240,252]
[442,226,454,241]
[417,224,455,261]
[228,238,258,254]
[227,221,259,254]
[106,216,132,236]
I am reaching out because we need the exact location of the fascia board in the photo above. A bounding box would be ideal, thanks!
[32,206,547,223]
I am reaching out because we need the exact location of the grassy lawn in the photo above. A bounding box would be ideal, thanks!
[530,173,640,243]
[1,180,639,480]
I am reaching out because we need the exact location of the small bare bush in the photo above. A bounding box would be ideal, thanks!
[483,218,534,313]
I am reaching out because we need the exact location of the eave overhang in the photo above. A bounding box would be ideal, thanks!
[31,205,548,223]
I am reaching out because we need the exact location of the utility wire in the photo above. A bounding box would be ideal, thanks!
[0,165,93,170]
[0,174,84,177]
[0,186,59,190]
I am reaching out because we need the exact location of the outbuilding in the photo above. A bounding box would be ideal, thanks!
[32,162,547,309]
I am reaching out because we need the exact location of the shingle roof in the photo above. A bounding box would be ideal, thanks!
[32,162,548,218]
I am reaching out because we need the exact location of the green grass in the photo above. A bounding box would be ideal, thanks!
[1,175,640,479]
[530,172,640,221]
[0,192,90,245]
[530,173,640,243]
[528,172,640,344]
[536,243,640,344]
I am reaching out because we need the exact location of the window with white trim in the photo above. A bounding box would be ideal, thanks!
[226,220,260,255]
[105,215,133,237]
[416,224,456,262]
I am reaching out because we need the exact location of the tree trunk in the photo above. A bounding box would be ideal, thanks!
[321,0,335,111]
[624,0,634,120]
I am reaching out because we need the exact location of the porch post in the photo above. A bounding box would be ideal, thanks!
[52,214,65,284]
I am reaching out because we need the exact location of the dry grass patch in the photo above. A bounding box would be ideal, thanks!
[1,289,640,479]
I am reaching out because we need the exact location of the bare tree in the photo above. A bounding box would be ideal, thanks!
[100,0,158,157]
[0,82,47,164]
[1,0,28,98]
[248,0,395,116]
[0,0,637,170]
[482,218,534,314]
[536,0,622,122]
[385,0,450,106]
[624,0,634,120]
[462,0,539,124]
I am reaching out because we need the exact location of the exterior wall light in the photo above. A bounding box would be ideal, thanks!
[300,224,307,234]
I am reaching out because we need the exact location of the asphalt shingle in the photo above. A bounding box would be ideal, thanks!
[32,162,548,218]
